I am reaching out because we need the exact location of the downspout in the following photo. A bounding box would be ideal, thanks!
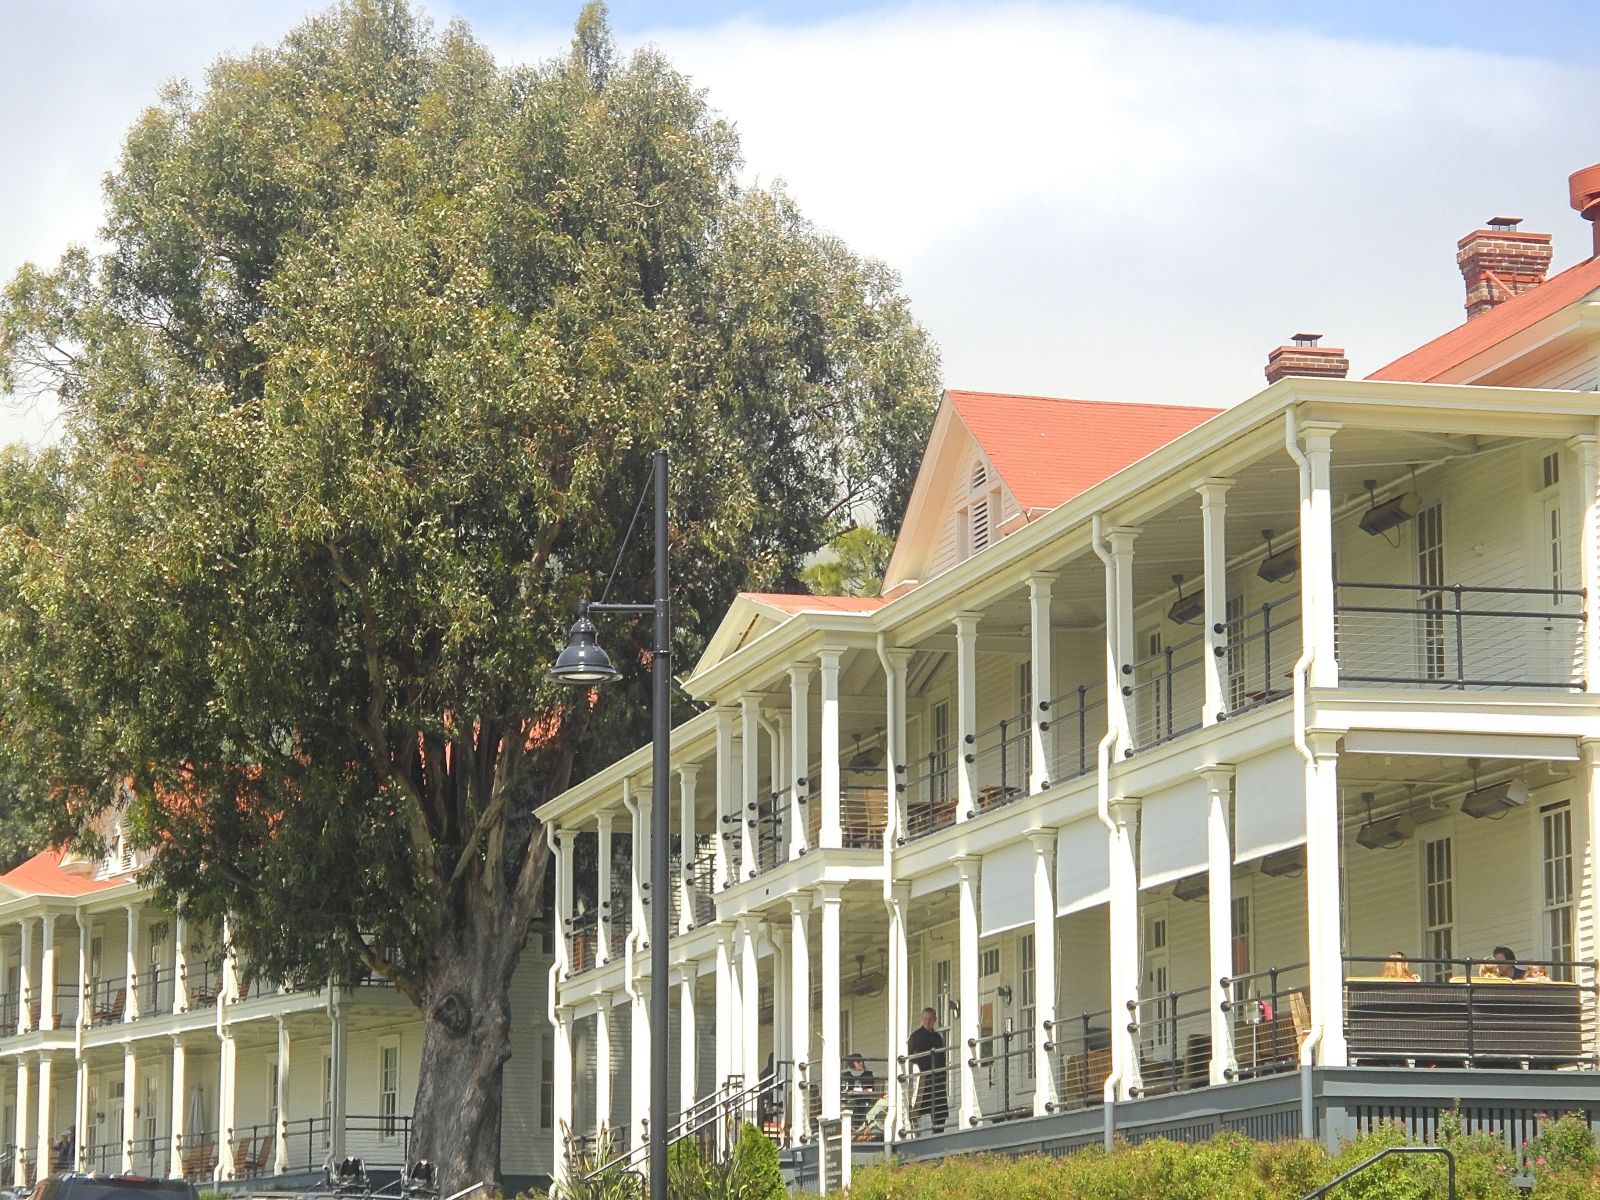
[1284,410,1324,1137]
[875,633,898,898]
[1090,515,1127,1147]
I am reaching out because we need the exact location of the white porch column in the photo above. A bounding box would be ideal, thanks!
[1028,575,1056,792]
[818,651,843,848]
[884,884,910,1139]
[14,1056,29,1186]
[126,905,142,1022]
[74,1053,89,1170]
[817,885,843,1121]
[955,859,981,1126]
[596,812,613,966]
[770,927,789,1081]
[1027,831,1058,1115]
[593,996,612,1135]
[954,614,980,820]
[17,919,32,1034]
[37,915,55,1032]
[1108,529,1139,757]
[552,1006,574,1179]
[678,768,699,934]
[34,1054,52,1180]
[1571,434,1599,691]
[714,706,735,889]
[218,1027,237,1179]
[677,965,697,1115]
[274,1018,291,1176]
[172,917,188,1015]
[1301,424,1340,689]
[630,975,650,1150]
[329,997,348,1160]
[555,829,574,977]
[788,665,812,856]
[1107,799,1141,1100]
[167,1040,186,1180]
[788,896,811,1143]
[1304,732,1346,1064]
[121,1046,138,1173]
[1199,479,1233,725]
[738,917,761,1086]
[1202,766,1237,1086]
[885,649,912,844]
[713,931,732,1087]
[740,693,761,877]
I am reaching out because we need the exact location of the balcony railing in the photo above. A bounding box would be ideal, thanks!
[176,1130,219,1179]
[138,966,175,1017]
[1047,1008,1113,1114]
[1126,628,1207,750]
[128,1135,169,1180]
[606,896,632,961]
[82,1138,122,1175]
[86,977,127,1027]
[1042,682,1107,786]
[1129,982,1213,1096]
[228,1122,278,1177]
[1221,961,1309,1081]
[0,991,16,1033]
[968,708,1031,814]
[753,787,792,874]
[898,751,955,842]
[894,1025,956,1139]
[1343,955,1597,1068]
[968,1026,1034,1124]
[1334,580,1584,691]
[183,961,224,1009]
[1222,595,1301,715]
[670,847,717,931]
[566,909,601,974]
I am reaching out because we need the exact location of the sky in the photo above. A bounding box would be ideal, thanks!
[2,0,1598,447]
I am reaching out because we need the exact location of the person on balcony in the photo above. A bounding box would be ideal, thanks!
[842,1053,876,1123]
[1381,952,1419,981]
[1490,946,1526,979]
[906,1007,948,1134]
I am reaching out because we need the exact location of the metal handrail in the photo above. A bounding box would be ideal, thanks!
[1219,597,1301,715]
[1299,1145,1455,1200]
[1123,628,1207,749]
[1040,682,1107,784]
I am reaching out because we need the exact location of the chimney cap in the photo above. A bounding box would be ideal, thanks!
[1291,332,1322,346]
[1487,216,1522,231]
[1572,164,1600,218]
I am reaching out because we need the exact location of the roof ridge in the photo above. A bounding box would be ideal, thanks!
[946,389,1222,415]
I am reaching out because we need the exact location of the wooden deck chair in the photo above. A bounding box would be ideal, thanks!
[248,1136,273,1175]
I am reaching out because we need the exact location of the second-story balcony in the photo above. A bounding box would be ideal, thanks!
[0,990,17,1033]
[86,976,125,1026]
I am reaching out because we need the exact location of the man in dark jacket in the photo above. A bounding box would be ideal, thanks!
[906,1007,948,1133]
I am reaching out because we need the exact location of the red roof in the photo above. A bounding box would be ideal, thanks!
[947,391,1221,512]
[743,593,887,614]
[1368,255,1600,382]
[0,850,122,897]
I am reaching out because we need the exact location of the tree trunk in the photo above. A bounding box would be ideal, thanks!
[407,929,518,1193]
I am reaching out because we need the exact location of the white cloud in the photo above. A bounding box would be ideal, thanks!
[4,2,1595,446]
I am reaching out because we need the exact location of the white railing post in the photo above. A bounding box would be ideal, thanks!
[1199,479,1233,725]
[1028,574,1056,791]
[954,615,980,818]
[789,666,812,856]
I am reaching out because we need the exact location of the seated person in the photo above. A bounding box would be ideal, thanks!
[1381,951,1419,982]
[1524,963,1551,981]
[841,1052,876,1121]
[1490,946,1526,979]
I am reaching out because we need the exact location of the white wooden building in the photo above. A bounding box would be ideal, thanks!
[541,193,1600,1173]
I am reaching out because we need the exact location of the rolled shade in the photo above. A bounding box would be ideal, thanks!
[980,841,1036,937]
[1056,817,1110,915]
[1234,745,1307,864]
[1139,776,1209,890]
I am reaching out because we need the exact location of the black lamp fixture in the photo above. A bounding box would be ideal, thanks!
[548,448,672,1200]
[1258,846,1306,878]
[847,732,884,772]
[1355,790,1415,851]
[1166,573,1205,625]
[1172,873,1208,902]
[1257,528,1299,584]
[1461,758,1529,820]
[1358,476,1421,539]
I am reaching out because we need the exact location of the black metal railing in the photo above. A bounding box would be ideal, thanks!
[1125,629,1207,750]
[566,909,601,974]
[969,1026,1034,1124]
[1334,580,1584,691]
[968,708,1031,813]
[227,1122,279,1177]
[1343,955,1597,1068]
[137,966,175,1017]
[1299,1146,1456,1200]
[235,969,284,1003]
[1221,962,1309,1081]
[1042,682,1107,786]
[672,849,717,931]
[1047,1008,1114,1113]
[82,1138,122,1175]
[839,786,888,848]
[1128,982,1213,1096]
[606,895,632,961]
[1221,595,1301,715]
[898,751,956,842]
[895,1025,956,1139]
[176,1130,219,1179]
[720,800,745,884]
[0,992,17,1033]
[753,787,792,874]
[128,1135,169,1179]
[86,977,125,1026]
[182,961,224,1009]
[274,1115,410,1176]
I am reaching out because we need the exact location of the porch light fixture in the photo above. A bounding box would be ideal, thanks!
[548,448,672,1200]
[1258,846,1305,878]
[1358,478,1422,539]
[1172,874,1208,902]
[1462,778,1529,820]
[1355,791,1415,851]
[1256,529,1299,584]
[1167,574,1205,625]
[848,732,884,772]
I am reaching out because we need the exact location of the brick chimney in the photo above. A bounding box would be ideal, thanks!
[1265,333,1349,384]
[1457,217,1552,318]
[1571,163,1600,258]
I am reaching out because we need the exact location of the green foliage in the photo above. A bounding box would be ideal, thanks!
[553,1128,642,1200]
[800,524,895,597]
[727,1123,786,1200]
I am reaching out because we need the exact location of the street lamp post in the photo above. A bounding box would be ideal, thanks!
[549,448,671,1200]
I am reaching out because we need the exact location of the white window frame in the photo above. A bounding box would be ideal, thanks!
[1416,503,1446,681]
[1540,801,1574,980]
[378,1039,401,1141]
[267,1057,279,1135]
[1019,932,1036,1082]
[1421,834,1454,981]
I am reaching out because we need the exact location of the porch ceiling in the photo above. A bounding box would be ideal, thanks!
[1337,752,1573,827]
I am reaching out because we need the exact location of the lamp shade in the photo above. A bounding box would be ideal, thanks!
[548,615,622,684]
